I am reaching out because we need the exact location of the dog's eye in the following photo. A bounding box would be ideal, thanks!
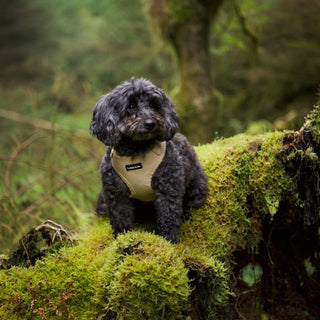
[149,98,159,109]
[129,104,135,110]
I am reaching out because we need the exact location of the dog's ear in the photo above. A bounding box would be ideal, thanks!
[90,95,121,146]
[160,92,180,141]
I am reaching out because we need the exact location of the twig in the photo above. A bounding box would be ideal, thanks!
[35,220,73,244]
[21,239,31,266]
[161,304,166,320]
[232,0,258,57]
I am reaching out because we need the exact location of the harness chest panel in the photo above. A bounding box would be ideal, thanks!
[111,141,166,201]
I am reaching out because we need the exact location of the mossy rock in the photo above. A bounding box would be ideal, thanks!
[1,107,320,319]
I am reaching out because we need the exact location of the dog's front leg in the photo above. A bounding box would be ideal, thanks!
[97,181,135,236]
[99,155,136,237]
[106,192,135,237]
[153,192,183,243]
[152,149,185,243]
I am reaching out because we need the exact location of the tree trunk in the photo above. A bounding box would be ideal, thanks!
[170,10,220,144]
[145,0,224,144]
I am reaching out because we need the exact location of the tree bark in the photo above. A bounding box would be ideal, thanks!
[145,0,224,144]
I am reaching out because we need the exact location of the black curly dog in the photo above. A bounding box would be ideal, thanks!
[90,78,208,243]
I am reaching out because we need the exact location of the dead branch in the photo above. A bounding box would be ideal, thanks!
[35,220,73,244]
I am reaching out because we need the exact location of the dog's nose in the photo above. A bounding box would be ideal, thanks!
[144,119,155,131]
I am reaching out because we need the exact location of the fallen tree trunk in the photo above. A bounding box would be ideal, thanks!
[228,108,320,319]
[1,106,320,319]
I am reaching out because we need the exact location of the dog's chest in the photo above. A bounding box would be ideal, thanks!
[111,141,166,201]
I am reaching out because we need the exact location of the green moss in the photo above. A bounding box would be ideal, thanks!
[180,131,298,260]
[95,232,230,320]
[97,232,190,319]
[0,130,301,319]
[0,220,229,319]
[182,252,231,319]
[0,219,114,319]
[304,105,320,143]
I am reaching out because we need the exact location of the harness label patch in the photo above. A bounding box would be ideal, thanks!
[126,163,143,171]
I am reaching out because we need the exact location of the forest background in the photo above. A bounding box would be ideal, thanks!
[1,0,320,254]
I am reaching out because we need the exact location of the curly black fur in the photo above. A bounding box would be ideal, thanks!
[90,78,208,243]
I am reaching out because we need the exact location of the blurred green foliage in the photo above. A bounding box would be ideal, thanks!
[1,0,319,128]
[213,0,320,135]
[0,0,320,252]
[0,129,104,253]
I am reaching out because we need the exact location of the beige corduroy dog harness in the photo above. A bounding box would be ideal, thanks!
[111,141,166,202]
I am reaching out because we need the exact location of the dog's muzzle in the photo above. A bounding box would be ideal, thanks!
[144,119,155,131]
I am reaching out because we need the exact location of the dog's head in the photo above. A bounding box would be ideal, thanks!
[90,78,180,145]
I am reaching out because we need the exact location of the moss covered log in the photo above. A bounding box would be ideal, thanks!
[1,107,320,319]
